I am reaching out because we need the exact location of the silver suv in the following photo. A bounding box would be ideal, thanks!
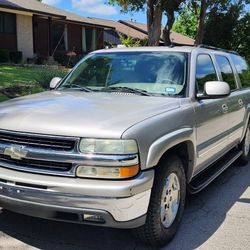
[0,46,250,246]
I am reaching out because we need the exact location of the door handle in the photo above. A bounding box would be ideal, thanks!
[222,104,229,113]
[238,99,244,108]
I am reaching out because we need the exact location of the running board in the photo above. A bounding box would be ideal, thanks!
[188,149,242,194]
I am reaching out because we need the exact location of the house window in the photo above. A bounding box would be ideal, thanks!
[51,22,66,52]
[84,28,97,52]
[0,12,16,34]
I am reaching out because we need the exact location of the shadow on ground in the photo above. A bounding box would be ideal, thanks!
[0,162,249,250]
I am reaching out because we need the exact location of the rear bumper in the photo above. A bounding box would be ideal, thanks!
[0,167,154,228]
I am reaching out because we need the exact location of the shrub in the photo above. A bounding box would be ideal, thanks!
[54,51,67,66]
[0,49,10,63]
[33,67,68,89]
[10,51,23,64]
[35,55,48,65]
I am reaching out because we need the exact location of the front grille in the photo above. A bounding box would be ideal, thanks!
[0,131,76,151]
[0,130,79,176]
[0,154,73,173]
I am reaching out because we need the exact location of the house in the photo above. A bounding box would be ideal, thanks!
[97,19,148,46]
[0,0,194,63]
[0,0,114,61]
[101,19,194,46]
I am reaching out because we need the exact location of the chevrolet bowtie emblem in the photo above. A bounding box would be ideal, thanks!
[4,146,28,160]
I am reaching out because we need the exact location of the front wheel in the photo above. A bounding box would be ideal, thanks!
[133,155,186,247]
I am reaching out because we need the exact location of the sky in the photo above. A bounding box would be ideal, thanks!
[42,0,147,23]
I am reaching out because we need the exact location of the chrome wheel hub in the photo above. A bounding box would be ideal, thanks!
[160,173,180,228]
[244,128,250,156]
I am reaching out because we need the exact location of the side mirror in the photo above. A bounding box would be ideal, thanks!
[197,81,230,100]
[49,77,62,90]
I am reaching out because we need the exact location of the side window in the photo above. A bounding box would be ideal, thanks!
[196,54,218,93]
[0,12,16,34]
[231,55,250,88]
[215,55,237,90]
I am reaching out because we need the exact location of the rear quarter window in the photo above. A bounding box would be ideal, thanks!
[231,55,250,88]
[215,55,237,90]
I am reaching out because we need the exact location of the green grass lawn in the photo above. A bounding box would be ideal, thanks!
[0,66,44,101]
[0,66,41,87]
[0,65,67,101]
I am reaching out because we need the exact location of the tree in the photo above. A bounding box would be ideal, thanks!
[146,0,163,45]
[162,1,185,45]
[194,0,207,45]
[172,3,199,39]
[108,0,208,46]
[108,0,162,45]
[203,0,249,50]
[233,13,250,63]
[203,2,242,49]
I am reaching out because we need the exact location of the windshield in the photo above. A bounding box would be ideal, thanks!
[59,51,188,96]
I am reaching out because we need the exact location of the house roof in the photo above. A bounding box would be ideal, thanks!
[87,18,147,40]
[0,0,114,28]
[120,20,195,45]
[0,0,195,44]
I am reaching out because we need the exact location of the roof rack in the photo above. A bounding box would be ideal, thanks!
[197,44,239,55]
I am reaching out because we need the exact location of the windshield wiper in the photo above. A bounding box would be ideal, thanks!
[102,86,152,96]
[157,93,181,97]
[61,83,93,92]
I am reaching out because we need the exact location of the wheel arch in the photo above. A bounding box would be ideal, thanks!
[146,128,196,182]
[240,104,250,142]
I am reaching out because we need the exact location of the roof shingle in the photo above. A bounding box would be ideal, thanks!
[0,0,114,28]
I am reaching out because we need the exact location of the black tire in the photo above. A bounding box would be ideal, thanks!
[133,155,186,247]
[238,125,250,165]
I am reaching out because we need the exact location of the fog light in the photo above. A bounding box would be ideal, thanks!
[83,214,105,223]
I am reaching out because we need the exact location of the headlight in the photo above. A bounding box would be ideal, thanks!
[76,165,139,179]
[79,139,138,154]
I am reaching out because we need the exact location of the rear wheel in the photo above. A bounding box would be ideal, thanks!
[238,126,250,165]
[133,155,186,247]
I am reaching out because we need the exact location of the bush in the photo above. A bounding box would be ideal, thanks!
[54,51,67,66]
[35,55,48,65]
[10,51,23,64]
[0,49,10,63]
[33,67,68,89]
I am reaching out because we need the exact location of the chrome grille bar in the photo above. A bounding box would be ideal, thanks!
[0,131,76,151]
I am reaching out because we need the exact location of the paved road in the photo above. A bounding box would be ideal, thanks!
[0,162,249,250]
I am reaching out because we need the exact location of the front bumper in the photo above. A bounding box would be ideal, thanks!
[0,167,154,228]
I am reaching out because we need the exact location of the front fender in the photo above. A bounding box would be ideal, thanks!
[146,128,196,180]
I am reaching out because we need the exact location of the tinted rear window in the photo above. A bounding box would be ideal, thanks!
[231,55,250,88]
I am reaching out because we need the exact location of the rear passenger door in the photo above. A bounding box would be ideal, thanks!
[214,54,245,146]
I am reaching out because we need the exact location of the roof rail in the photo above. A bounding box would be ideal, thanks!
[197,44,239,55]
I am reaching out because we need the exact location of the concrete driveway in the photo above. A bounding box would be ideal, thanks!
[0,162,249,250]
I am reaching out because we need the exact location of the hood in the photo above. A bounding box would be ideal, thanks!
[0,91,180,138]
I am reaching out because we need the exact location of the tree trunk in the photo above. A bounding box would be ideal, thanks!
[147,0,163,46]
[195,0,207,45]
[163,11,175,46]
